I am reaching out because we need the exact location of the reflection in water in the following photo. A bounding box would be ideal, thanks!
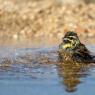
[57,61,89,92]
[0,48,58,81]
[0,47,94,94]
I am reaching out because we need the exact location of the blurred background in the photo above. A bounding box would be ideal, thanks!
[0,0,95,47]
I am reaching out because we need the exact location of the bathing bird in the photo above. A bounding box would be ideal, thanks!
[58,31,95,63]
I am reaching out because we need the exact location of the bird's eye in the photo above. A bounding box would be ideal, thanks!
[69,37,73,40]
[68,36,76,40]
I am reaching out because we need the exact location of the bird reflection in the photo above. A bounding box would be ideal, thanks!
[57,61,89,92]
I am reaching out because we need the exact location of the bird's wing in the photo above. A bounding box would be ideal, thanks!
[75,43,90,54]
[73,43,92,61]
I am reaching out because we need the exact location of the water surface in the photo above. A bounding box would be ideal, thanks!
[0,46,95,95]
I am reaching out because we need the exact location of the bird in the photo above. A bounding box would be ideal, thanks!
[58,31,95,63]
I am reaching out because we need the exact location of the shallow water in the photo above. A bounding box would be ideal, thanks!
[0,46,95,95]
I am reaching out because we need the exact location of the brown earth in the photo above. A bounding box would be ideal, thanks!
[0,0,95,46]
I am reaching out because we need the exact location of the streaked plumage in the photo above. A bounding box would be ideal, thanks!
[58,31,95,63]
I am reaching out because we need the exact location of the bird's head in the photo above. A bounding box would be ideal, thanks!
[59,31,80,50]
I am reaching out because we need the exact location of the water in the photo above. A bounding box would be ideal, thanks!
[0,46,95,95]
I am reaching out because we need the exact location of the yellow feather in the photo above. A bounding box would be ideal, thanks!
[62,44,72,49]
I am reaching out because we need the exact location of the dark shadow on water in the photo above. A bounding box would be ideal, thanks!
[57,61,90,92]
[0,47,95,95]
